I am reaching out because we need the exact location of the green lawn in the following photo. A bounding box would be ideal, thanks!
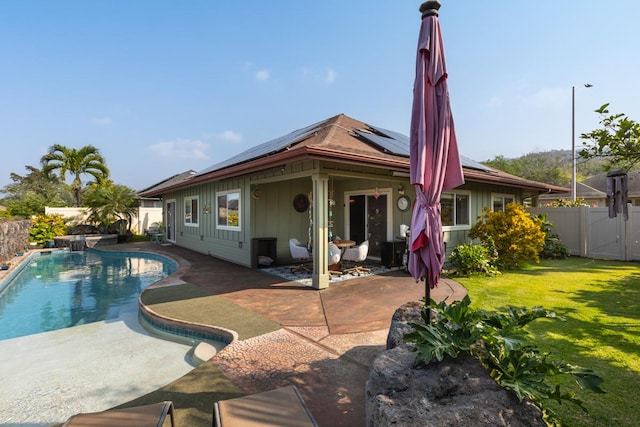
[454,257,640,427]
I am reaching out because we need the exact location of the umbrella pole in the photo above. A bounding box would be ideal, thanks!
[425,281,430,322]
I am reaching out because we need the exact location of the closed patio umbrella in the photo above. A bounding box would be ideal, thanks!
[409,1,464,303]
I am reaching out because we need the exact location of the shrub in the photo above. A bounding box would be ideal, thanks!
[469,204,545,270]
[546,198,590,207]
[449,243,499,276]
[29,214,67,245]
[404,297,605,425]
[536,214,570,259]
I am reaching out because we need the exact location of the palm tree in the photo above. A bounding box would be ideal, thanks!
[41,144,110,206]
[84,182,139,234]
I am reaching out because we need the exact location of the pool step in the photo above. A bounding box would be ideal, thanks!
[193,341,219,363]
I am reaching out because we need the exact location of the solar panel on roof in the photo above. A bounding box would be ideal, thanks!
[460,156,496,172]
[195,115,496,177]
[195,118,327,176]
[354,125,411,157]
[366,125,496,173]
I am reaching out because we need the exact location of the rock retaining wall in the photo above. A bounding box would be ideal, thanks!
[366,301,545,427]
[0,220,31,263]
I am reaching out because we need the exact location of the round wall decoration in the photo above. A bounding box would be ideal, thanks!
[293,193,310,213]
[397,195,411,212]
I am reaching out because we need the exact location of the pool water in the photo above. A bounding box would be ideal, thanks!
[0,249,176,341]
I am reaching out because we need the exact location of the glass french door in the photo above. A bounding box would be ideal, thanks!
[346,191,391,258]
[165,201,176,242]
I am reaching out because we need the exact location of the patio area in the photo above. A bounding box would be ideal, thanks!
[3,242,466,426]
[260,262,394,287]
[111,242,467,426]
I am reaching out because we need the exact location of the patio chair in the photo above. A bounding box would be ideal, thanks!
[62,401,175,427]
[341,240,371,276]
[289,238,311,273]
[328,241,342,276]
[213,385,319,427]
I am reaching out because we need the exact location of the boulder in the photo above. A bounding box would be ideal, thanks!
[366,303,545,427]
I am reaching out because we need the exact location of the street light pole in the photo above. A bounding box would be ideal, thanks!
[571,83,593,202]
[572,85,576,201]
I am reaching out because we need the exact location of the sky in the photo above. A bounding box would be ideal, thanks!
[2,0,640,191]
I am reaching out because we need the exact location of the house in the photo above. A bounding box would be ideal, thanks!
[139,114,567,289]
[538,172,640,207]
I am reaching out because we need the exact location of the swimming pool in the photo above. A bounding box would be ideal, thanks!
[0,249,176,341]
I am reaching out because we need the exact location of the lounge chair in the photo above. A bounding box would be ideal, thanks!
[62,401,175,427]
[213,385,318,427]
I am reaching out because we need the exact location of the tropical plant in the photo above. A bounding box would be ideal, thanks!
[449,243,499,276]
[29,214,67,245]
[404,296,605,426]
[83,182,139,233]
[579,103,640,172]
[41,144,110,206]
[469,203,545,270]
[536,214,570,259]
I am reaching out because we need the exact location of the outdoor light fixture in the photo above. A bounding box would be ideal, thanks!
[572,83,593,201]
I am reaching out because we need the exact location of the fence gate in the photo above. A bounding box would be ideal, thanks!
[528,206,640,261]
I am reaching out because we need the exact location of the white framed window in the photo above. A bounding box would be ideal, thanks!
[491,193,515,212]
[184,196,199,226]
[217,189,241,231]
[441,191,470,229]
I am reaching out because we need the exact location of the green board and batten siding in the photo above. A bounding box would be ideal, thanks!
[161,158,526,268]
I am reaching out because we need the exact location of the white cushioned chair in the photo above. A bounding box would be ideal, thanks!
[328,242,342,276]
[341,240,370,276]
[289,238,312,273]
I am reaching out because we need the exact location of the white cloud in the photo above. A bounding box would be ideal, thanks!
[255,69,270,81]
[218,130,242,143]
[324,67,336,84]
[91,117,112,126]
[202,130,242,143]
[148,138,209,160]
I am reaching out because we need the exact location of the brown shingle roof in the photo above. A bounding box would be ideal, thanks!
[139,114,568,197]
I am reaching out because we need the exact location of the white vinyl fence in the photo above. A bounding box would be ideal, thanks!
[528,206,640,261]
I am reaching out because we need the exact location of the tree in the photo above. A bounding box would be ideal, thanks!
[83,181,139,233]
[579,103,640,171]
[483,152,570,186]
[0,165,73,217]
[41,144,110,206]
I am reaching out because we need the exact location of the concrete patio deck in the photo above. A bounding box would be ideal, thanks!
[126,242,467,426]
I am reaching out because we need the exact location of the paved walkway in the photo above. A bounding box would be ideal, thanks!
[131,242,467,427]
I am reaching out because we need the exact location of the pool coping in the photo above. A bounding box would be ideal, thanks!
[112,247,240,348]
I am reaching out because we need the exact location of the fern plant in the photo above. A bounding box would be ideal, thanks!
[404,297,605,426]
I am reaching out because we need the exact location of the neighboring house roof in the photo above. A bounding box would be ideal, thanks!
[137,170,197,196]
[138,114,568,197]
[582,172,640,197]
[539,171,640,202]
